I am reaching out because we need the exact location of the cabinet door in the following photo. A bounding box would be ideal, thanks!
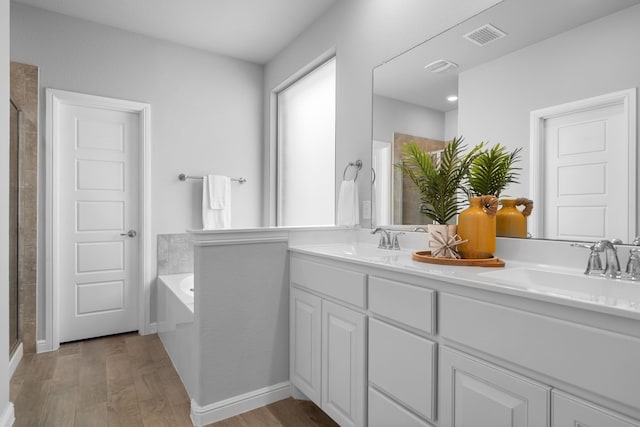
[553,391,640,427]
[440,347,550,427]
[322,300,366,427]
[290,287,322,406]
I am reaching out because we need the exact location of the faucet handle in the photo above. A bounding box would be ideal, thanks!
[626,248,640,280]
[390,232,405,250]
[571,242,603,275]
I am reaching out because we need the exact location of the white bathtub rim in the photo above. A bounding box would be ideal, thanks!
[158,273,194,312]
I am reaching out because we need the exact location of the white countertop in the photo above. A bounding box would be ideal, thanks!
[289,243,640,321]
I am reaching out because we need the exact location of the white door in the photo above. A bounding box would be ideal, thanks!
[58,101,140,343]
[543,102,629,241]
[322,300,366,427]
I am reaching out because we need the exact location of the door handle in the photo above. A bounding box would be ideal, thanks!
[120,229,137,238]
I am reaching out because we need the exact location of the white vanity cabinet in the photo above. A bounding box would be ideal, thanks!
[289,247,640,427]
[290,256,367,427]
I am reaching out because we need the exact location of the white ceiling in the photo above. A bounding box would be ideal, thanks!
[12,0,340,64]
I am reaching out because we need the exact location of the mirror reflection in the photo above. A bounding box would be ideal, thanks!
[372,0,640,243]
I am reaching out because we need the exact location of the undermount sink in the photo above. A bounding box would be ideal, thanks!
[479,268,640,311]
[304,244,408,262]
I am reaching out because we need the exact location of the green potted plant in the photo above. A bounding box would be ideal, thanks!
[396,136,481,257]
[458,143,523,258]
[466,144,522,198]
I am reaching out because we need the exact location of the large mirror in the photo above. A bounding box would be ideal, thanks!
[372,0,640,243]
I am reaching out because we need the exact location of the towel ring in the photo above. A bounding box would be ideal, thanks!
[343,160,363,181]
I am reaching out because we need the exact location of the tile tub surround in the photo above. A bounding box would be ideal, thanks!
[10,61,39,354]
[157,233,194,275]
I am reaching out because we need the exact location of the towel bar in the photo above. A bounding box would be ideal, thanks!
[178,174,246,184]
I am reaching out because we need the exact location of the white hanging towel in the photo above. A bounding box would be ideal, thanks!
[202,175,231,229]
[337,179,359,227]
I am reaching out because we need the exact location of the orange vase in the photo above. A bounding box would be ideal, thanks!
[496,199,527,238]
[457,196,497,259]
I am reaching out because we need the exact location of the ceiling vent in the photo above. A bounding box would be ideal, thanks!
[464,24,506,46]
[424,59,458,73]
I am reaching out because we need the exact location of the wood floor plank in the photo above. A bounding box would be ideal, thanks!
[28,352,57,382]
[132,370,167,402]
[38,382,78,427]
[160,372,190,405]
[139,397,178,427]
[107,383,143,427]
[266,398,339,427]
[13,380,51,427]
[74,402,109,427]
[52,353,82,384]
[238,406,281,427]
[170,402,195,427]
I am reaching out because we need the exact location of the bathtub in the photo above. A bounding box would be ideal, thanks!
[157,273,195,398]
[160,273,194,312]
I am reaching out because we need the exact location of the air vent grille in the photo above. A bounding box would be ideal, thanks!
[464,24,506,46]
[424,59,458,73]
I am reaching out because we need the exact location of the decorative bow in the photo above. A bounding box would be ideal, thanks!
[431,229,468,259]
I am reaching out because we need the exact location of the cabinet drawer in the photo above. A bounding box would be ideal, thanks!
[369,318,436,421]
[440,293,640,410]
[553,391,640,427]
[369,276,435,334]
[291,257,366,308]
[369,387,433,427]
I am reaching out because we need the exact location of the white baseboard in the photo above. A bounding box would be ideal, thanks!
[36,339,55,353]
[9,343,23,378]
[0,402,15,427]
[144,322,158,335]
[190,381,292,426]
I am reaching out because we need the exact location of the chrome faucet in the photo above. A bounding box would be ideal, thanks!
[593,239,622,279]
[571,242,603,275]
[371,228,391,249]
[626,237,640,280]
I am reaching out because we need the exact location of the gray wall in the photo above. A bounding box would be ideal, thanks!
[10,3,264,334]
[262,0,502,227]
[459,3,640,224]
[373,95,445,143]
[1,0,11,420]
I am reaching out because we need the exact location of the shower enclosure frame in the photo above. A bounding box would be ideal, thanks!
[9,97,21,358]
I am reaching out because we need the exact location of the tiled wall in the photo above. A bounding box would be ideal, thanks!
[10,61,39,354]
[157,234,194,275]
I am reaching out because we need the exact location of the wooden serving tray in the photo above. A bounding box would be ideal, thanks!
[412,251,505,267]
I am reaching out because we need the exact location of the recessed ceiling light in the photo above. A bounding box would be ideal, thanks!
[447,95,458,102]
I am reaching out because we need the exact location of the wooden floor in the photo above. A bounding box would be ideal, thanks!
[10,332,337,427]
